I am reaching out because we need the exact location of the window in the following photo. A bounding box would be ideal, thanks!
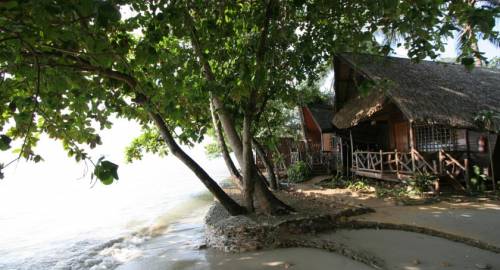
[414,125,457,152]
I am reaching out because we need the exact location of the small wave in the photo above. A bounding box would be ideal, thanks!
[47,191,213,270]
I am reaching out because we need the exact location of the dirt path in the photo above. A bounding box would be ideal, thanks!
[320,229,500,270]
[290,178,500,249]
[353,201,500,248]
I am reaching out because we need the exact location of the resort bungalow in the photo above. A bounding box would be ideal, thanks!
[293,103,339,174]
[330,53,500,190]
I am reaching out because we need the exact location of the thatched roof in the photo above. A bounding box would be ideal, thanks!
[307,103,336,133]
[332,53,500,131]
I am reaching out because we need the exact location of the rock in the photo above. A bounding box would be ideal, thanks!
[197,244,207,250]
[412,259,420,265]
[475,263,492,269]
[284,262,295,269]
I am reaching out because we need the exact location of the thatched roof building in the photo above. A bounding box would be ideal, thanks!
[307,103,336,133]
[332,53,500,132]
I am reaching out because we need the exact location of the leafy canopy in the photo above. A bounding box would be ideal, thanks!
[0,0,498,183]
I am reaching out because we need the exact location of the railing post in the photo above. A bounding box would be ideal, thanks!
[411,149,416,173]
[350,130,354,176]
[409,121,416,174]
[395,149,399,175]
[464,158,471,193]
[438,150,443,174]
[380,150,383,173]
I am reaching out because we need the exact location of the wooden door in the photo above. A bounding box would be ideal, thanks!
[393,122,409,152]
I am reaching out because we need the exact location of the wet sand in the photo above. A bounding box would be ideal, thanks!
[117,247,373,270]
[324,229,500,270]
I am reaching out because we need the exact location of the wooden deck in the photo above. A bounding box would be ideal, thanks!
[352,149,437,178]
[352,149,469,186]
[352,170,412,182]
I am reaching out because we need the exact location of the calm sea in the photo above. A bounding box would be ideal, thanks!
[0,120,227,269]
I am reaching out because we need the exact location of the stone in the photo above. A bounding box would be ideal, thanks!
[196,244,207,250]
[412,259,420,265]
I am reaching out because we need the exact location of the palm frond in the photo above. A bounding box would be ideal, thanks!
[488,34,500,47]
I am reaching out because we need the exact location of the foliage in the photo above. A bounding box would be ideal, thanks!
[92,157,119,185]
[408,173,435,195]
[470,165,488,193]
[125,126,168,163]
[321,175,372,192]
[204,141,223,160]
[488,57,500,69]
[203,128,233,160]
[375,186,410,199]
[0,0,498,186]
[321,175,416,199]
[448,0,500,67]
[474,110,500,132]
[287,161,311,183]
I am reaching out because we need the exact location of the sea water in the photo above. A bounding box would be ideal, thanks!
[0,120,224,269]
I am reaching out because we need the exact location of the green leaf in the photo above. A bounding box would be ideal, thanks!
[0,135,12,151]
[33,154,42,163]
[93,159,119,185]
[97,2,121,28]
[461,57,475,70]
[0,1,18,9]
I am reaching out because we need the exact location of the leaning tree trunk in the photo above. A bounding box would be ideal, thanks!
[210,99,242,188]
[148,111,246,216]
[242,113,256,212]
[253,138,278,190]
[213,98,292,214]
[186,10,291,215]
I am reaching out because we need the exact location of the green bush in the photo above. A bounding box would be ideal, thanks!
[347,180,371,192]
[375,186,408,199]
[409,173,435,195]
[287,161,311,183]
[470,165,488,193]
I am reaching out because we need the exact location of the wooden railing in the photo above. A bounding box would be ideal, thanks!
[352,149,437,176]
[291,150,337,172]
[439,149,468,191]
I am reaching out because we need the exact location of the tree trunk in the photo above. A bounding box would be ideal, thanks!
[242,113,256,212]
[466,0,482,67]
[185,9,291,215]
[210,98,242,188]
[253,138,278,190]
[148,111,246,216]
[211,96,244,161]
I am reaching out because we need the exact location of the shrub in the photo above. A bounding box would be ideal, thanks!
[287,161,311,183]
[375,186,408,199]
[409,173,435,195]
[346,178,371,192]
[470,165,488,193]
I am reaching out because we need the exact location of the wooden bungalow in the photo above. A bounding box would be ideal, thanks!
[292,103,339,174]
[331,53,500,190]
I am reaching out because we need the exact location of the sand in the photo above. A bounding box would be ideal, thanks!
[117,247,373,270]
[324,229,500,270]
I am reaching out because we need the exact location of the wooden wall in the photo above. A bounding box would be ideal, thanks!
[322,133,334,152]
